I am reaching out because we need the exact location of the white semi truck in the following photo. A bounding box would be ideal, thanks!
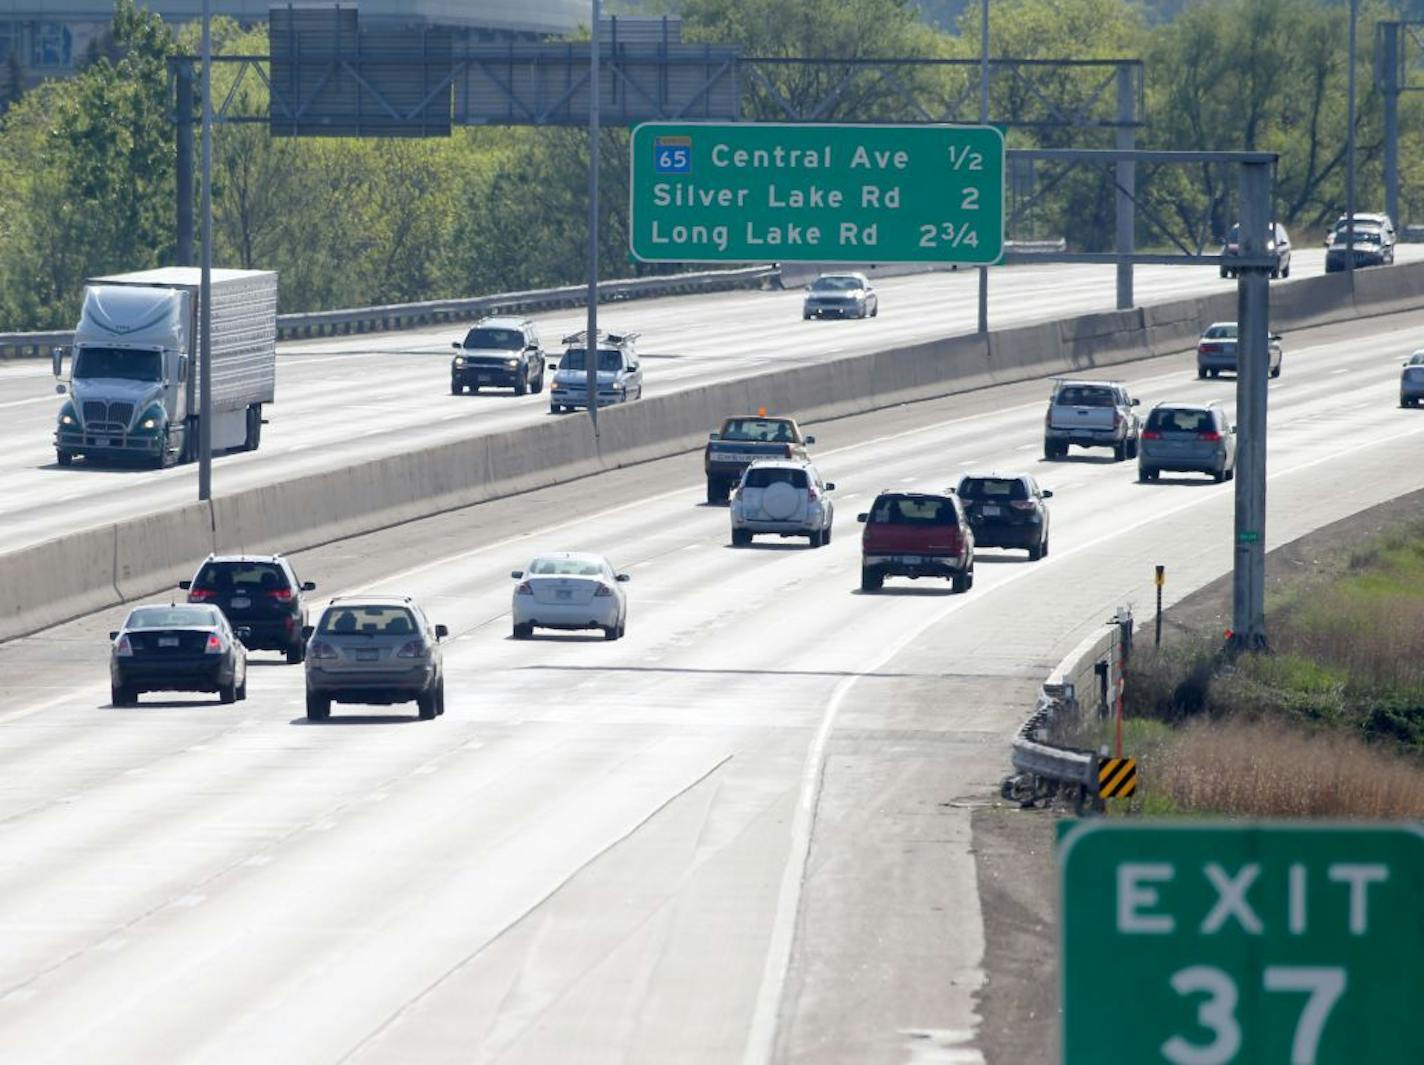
[53,268,277,468]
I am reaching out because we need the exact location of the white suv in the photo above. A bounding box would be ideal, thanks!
[730,460,835,547]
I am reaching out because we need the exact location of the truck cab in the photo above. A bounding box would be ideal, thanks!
[703,415,814,504]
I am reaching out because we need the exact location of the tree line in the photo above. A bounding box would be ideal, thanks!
[0,0,1416,330]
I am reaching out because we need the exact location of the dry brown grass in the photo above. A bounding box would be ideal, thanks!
[1153,718,1424,819]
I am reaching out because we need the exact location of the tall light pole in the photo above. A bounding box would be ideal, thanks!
[586,0,601,435]
[198,0,213,499]
[1345,0,1358,275]
[977,0,989,334]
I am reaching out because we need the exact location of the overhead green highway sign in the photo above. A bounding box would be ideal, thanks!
[1059,821,1424,1064]
[629,122,1004,265]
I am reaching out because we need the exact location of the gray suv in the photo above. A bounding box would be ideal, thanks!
[1138,402,1236,483]
[451,316,546,396]
[303,596,448,721]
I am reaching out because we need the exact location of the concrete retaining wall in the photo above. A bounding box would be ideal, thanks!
[3,263,1420,642]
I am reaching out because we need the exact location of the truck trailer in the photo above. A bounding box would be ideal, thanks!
[53,268,277,468]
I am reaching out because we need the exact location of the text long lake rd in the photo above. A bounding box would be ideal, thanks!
[649,220,882,252]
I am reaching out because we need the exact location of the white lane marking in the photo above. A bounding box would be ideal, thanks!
[739,413,1424,1065]
[1331,367,1351,375]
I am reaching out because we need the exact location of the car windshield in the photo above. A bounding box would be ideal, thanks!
[870,495,957,524]
[1147,408,1214,433]
[1203,324,1237,340]
[720,419,795,442]
[126,606,219,629]
[958,477,1027,500]
[1055,385,1116,407]
[1336,229,1382,245]
[813,276,862,291]
[195,562,288,591]
[744,467,808,489]
[559,349,623,372]
[528,557,606,577]
[318,605,419,636]
[1409,352,1424,365]
[462,327,524,349]
[73,347,162,382]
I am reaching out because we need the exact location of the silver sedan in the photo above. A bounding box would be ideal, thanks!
[511,552,630,641]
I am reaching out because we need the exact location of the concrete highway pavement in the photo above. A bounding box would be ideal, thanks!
[0,308,1422,1065]
[0,247,1415,557]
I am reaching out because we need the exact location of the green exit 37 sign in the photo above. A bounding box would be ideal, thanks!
[629,123,1004,265]
[1060,822,1424,1064]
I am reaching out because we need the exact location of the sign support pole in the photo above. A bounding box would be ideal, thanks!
[585,0,601,438]
[976,0,989,334]
[198,0,213,501]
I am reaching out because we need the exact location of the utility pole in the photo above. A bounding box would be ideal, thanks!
[586,0,601,435]
[1346,0,1358,275]
[976,0,989,334]
[198,0,213,500]
[1379,22,1401,227]
[1229,160,1272,653]
[176,61,194,267]
[1115,66,1135,310]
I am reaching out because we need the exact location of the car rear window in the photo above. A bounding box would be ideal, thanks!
[529,557,605,577]
[127,606,220,629]
[195,561,289,591]
[721,419,796,442]
[1203,324,1237,340]
[869,495,958,525]
[745,467,808,489]
[1054,385,1115,407]
[318,605,419,636]
[1147,408,1214,433]
[958,477,1027,500]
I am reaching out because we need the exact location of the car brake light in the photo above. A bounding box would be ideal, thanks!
[309,640,337,660]
[516,581,533,596]
[188,587,216,602]
[594,584,614,597]
[1009,500,1036,511]
[1141,430,1162,440]
[265,588,294,602]
[1198,431,1222,442]
[204,634,223,654]
[1113,411,1124,428]
[395,640,425,658]
[115,634,133,657]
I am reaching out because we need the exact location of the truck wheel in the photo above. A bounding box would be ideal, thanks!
[514,370,528,397]
[56,450,73,467]
[243,404,263,451]
[451,379,464,395]
[707,478,729,505]
[860,566,884,592]
[952,569,971,594]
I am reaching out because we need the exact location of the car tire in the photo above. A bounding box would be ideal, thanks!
[603,624,621,641]
[952,569,971,594]
[305,692,330,721]
[860,566,884,592]
[514,370,528,397]
[1270,362,1281,379]
[1028,541,1044,561]
[707,478,729,505]
[731,528,752,547]
[1219,267,1228,279]
[1282,263,1291,278]
[57,450,74,467]
[1225,466,1235,481]
[512,622,534,640]
[871,301,878,317]
[285,639,304,665]
[219,678,237,704]
[451,380,463,395]
[1139,467,1157,483]
[1209,369,1219,378]
[823,523,832,545]
[236,675,248,701]
[1041,537,1050,558]
[1112,441,1126,462]
[1213,466,1228,483]
[111,683,134,707]
[417,686,439,720]
[1197,367,1207,379]
[1126,437,1139,460]
[1044,440,1065,461]
[532,369,545,395]
[807,529,822,547]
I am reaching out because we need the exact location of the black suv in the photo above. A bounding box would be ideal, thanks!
[179,554,315,663]
[450,316,546,396]
[955,473,1053,560]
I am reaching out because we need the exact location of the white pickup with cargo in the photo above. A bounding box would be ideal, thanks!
[1042,379,1141,461]
[53,268,276,468]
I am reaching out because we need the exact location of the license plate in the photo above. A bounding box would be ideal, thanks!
[94,437,111,447]
[158,636,179,647]
[230,597,250,609]
[356,649,378,662]
[900,555,923,564]
[981,505,1001,516]
[557,590,572,600]
[478,375,493,383]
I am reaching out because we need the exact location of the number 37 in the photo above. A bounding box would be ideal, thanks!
[1162,965,1346,1065]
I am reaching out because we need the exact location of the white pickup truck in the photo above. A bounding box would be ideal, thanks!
[1043,379,1141,461]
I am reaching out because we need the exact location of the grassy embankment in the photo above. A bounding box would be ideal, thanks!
[1109,522,1424,818]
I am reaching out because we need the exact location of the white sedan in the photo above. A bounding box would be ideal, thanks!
[510,552,630,641]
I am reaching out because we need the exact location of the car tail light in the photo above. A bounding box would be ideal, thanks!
[1198,431,1222,442]
[807,485,820,502]
[1010,500,1037,511]
[1199,343,1218,354]
[594,584,614,597]
[204,634,223,654]
[516,581,533,596]
[114,635,133,657]
[1113,411,1124,428]
[308,640,338,660]
[188,587,216,602]
[395,640,425,659]
[1141,430,1162,440]
[265,588,294,602]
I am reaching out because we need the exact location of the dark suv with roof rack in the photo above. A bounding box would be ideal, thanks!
[450,316,546,396]
[179,554,316,663]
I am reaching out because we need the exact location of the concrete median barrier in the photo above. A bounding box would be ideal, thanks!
[4,260,1424,643]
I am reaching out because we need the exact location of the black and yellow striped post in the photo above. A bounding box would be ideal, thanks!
[1098,757,1137,800]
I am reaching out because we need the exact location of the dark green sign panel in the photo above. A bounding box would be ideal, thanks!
[1060,822,1424,1064]
[629,122,1004,265]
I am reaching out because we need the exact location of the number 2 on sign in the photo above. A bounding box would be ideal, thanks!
[1161,965,1346,1065]
[919,223,979,249]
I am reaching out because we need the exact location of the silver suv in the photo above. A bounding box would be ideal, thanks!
[1138,402,1236,483]
[730,459,835,547]
[303,596,448,721]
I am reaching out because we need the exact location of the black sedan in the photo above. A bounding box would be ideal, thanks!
[955,473,1053,560]
[110,604,248,706]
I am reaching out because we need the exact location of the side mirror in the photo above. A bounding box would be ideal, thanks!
[301,625,315,640]
[1042,489,1054,498]
[55,384,67,395]
[708,431,720,441]
[301,581,316,592]
[804,435,816,445]
[825,482,836,491]
[177,355,189,383]
[178,579,192,590]
[451,341,462,350]
[510,570,524,579]
[1270,333,1282,342]
[615,573,631,583]
[804,284,812,291]
[526,344,538,352]
[1130,398,1141,406]
[435,624,449,640]
[51,348,65,377]
[857,513,868,523]
[108,631,118,641]
[236,626,252,642]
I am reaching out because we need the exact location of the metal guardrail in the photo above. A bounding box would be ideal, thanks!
[0,265,778,358]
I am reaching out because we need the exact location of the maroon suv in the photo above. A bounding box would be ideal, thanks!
[857,491,975,593]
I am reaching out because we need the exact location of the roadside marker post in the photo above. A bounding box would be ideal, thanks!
[1155,563,1165,647]
[1060,822,1424,1064]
